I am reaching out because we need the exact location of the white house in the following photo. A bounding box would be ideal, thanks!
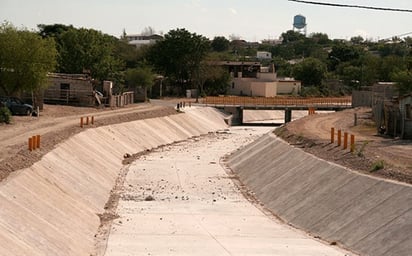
[124,34,163,48]
[228,64,301,97]
[256,51,272,60]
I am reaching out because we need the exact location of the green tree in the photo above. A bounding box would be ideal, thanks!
[125,66,155,102]
[350,36,364,45]
[38,23,73,39]
[211,36,230,52]
[392,70,412,95]
[281,30,305,43]
[309,33,330,45]
[58,28,123,81]
[329,44,361,63]
[202,66,230,96]
[0,22,57,96]
[292,57,327,86]
[147,28,210,93]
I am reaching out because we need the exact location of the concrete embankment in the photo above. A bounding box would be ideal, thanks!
[227,133,412,256]
[0,107,228,256]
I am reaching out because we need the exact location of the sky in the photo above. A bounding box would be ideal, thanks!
[1,0,411,41]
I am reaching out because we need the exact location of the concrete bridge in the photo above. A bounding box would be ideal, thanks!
[202,96,352,124]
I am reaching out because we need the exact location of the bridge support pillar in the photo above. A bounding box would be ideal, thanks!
[223,107,243,125]
[285,108,292,123]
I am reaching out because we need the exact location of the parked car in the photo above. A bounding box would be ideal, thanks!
[0,96,33,116]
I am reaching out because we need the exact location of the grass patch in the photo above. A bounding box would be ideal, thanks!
[356,141,369,157]
[370,160,384,172]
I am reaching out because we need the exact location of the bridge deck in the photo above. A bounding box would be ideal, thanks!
[202,96,352,110]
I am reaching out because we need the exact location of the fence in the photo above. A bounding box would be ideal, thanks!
[202,96,352,108]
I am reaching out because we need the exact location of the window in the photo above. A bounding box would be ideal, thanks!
[60,83,70,99]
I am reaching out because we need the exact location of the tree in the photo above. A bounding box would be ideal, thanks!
[58,27,123,82]
[141,26,156,36]
[329,44,361,63]
[309,33,330,45]
[211,36,229,52]
[147,28,210,93]
[125,66,155,102]
[39,25,124,82]
[292,57,327,86]
[392,70,412,95]
[38,23,73,39]
[350,36,364,45]
[281,30,305,43]
[0,22,57,97]
[202,65,230,96]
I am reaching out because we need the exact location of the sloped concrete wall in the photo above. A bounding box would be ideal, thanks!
[0,107,228,256]
[227,133,412,256]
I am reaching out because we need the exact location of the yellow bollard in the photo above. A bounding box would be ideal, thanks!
[337,130,342,146]
[331,127,335,143]
[343,132,348,149]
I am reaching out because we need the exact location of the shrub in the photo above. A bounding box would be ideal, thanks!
[0,107,11,124]
[370,160,384,172]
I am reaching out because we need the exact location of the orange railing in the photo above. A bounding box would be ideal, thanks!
[202,96,352,108]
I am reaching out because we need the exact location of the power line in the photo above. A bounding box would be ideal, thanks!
[288,0,412,13]
[381,32,412,41]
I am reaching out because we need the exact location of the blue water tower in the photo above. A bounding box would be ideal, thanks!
[293,14,307,35]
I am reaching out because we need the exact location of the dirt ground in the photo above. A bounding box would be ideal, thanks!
[275,107,412,184]
[0,102,179,182]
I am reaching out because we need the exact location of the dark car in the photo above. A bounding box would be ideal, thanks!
[0,96,33,116]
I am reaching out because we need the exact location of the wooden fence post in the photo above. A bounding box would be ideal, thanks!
[343,132,348,149]
[36,135,41,148]
[337,130,342,146]
[350,134,355,152]
[28,137,33,151]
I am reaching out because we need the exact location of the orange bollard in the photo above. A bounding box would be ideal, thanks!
[28,137,33,151]
[337,130,342,146]
[86,116,89,125]
[91,116,94,125]
[36,135,41,148]
[32,135,37,149]
[343,132,348,149]
[331,127,335,143]
[80,117,84,128]
[350,134,355,152]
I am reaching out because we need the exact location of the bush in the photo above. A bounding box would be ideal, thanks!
[0,107,12,124]
[370,160,384,172]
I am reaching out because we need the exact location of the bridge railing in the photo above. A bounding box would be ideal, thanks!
[202,96,352,108]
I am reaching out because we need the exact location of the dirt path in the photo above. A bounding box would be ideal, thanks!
[276,107,412,184]
[0,103,178,181]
